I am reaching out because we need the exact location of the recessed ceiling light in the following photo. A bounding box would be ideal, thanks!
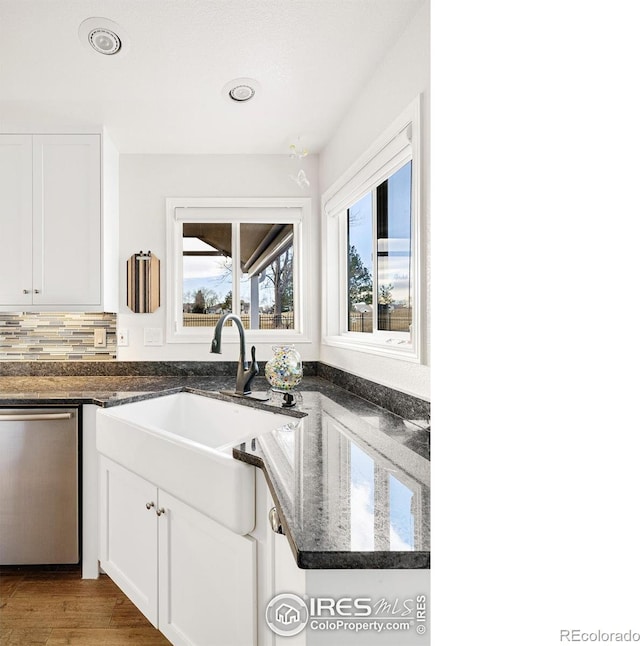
[79,18,128,57]
[229,84,255,102]
[222,78,260,103]
[88,28,121,55]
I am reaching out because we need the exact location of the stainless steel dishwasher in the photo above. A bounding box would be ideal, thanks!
[0,407,79,565]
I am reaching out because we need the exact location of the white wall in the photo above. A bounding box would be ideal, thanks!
[318,1,430,401]
[117,153,320,362]
[115,3,429,400]
[102,129,119,313]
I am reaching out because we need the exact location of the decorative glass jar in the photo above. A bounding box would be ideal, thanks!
[265,345,303,392]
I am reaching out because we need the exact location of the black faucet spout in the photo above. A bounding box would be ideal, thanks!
[210,313,258,395]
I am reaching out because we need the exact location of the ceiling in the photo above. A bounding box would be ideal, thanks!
[0,0,424,154]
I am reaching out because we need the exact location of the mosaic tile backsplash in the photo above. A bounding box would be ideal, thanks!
[0,313,117,360]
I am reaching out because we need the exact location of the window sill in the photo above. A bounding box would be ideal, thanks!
[167,329,313,345]
[322,334,420,363]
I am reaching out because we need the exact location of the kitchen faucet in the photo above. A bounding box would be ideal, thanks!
[210,313,260,396]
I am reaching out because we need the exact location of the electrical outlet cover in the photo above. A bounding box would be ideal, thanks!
[144,327,163,346]
[117,329,129,346]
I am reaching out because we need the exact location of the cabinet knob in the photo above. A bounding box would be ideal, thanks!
[156,507,166,516]
[23,289,30,294]
[269,507,284,535]
[34,289,41,294]
[145,501,155,510]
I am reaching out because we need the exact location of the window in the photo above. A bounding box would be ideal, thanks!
[322,97,422,360]
[166,198,310,343]
[347,161,412,335]
[181,222,294,330]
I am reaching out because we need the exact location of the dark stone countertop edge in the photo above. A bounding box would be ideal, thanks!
[0,386,312,413]
[297,551,430,570]
[233,447,430,570]
[0,387,186,409]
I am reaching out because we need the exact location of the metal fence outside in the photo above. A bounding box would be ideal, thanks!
[183,313,295,329]
[348,308,412,333]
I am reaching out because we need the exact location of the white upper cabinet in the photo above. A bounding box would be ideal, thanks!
[32,135,102,306]
[0,133,118,311]
[0,135,33,308]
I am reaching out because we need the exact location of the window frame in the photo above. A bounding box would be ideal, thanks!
[321,96,422,362]
[165,196,311,344]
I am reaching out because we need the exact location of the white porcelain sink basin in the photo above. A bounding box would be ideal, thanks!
[96,392,293,535]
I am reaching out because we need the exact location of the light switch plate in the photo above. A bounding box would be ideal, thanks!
[94,328,107,348]
[144,327,163,346]
[117,329,129,346]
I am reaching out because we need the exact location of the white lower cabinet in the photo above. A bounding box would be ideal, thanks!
[253,470,430,646]
[99,455,158,623]
[158,489,256,646]
[253,470,306,646]
[99,456,257,646]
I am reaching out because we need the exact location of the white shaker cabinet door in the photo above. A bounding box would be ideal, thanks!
[0,134,33,306]
[32,134,101,306]
[273,530,307,646]
[158,490,257,646]
[99,457,159,626]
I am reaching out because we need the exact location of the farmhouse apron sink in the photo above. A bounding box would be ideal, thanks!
[96,392,293,535]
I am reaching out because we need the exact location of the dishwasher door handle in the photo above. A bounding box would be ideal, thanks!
[0,412,73,422]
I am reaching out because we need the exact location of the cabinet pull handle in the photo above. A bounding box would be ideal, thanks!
[269,507,284,535]
[0,412,72,422]
[156,507,166,516]
[145,501,155,510]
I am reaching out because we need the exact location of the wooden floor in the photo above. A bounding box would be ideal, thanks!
[0,565,171,645]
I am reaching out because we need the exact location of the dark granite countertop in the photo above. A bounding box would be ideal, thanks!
[0,373,430,569]
[233,390,430,569]
[0,375,238,406]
